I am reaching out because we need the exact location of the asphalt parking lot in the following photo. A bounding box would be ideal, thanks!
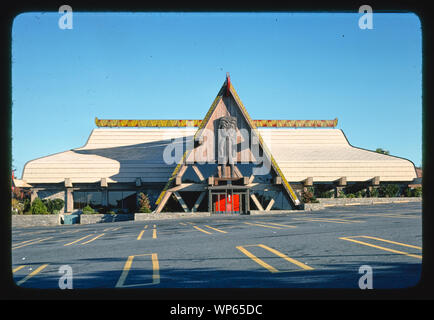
[11,202,422,289]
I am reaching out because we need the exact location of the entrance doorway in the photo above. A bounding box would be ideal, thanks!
[209,186,249,214]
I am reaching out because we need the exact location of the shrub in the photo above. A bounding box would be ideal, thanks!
[82,205,95,214]
[31,198,48,214]
[369,188,379,198]
[42,198,65,214]
[412,187,422,197]
[302,187,319,203]
[11,198,23,214]
[379,184,400,198]
[138,192,152,213]
[317,190,334,198]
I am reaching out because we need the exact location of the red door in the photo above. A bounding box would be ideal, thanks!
[215,194,240,213]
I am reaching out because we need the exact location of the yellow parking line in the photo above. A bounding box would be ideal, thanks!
[340,237,422,259]
[151,253,160,284]
[111,227,122,231]
[13,265,26,273]
[204,225,227,233]
[64,234,93,246]
[193,226,212,234]
[244,222,284,229]
[255,221,297,228]
[292,218,351,224]
[12,237,53,250]
[16,264,49,286]
[115,253,160,288]
[12,238,43,248]
[152,227,157,239]
[137,230,145,240]
[81,233,105,245]
[236,246,278,273]
[348,236,422,250]
[257,244,314,270]
[116,255,134,287]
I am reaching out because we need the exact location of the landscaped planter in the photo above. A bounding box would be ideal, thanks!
[79,213,134,224]
[12,214,61,228]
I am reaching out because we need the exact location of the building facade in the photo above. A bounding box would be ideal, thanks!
[16,75,418,214]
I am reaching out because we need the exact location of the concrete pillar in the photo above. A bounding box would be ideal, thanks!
[335,186,345,198]
[66,188,73,213]
[30,189,38,203]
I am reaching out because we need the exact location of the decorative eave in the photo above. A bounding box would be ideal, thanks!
[94,117,338,128]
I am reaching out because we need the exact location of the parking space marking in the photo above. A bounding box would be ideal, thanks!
[339,236,422,259]
[292,217,355,224]
[204,225,227,233]
[137,230,146,240]
[16,264,49,286]
[81,233,105,245]
[236,246,278,273]
[236,244,314,272]
[115,253,160,288]
[243,222,285,229]
[254,221,297,228]
[12,238,43,248]
[12,237,53,250]
[152,225,157,239]
[13,265,27,273]
[193,226,212,235]
[64,234,93,246]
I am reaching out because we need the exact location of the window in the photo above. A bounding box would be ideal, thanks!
[108,191,136,213]
[73,191,102,210]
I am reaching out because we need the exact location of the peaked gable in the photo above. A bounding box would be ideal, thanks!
[155,75,301,212]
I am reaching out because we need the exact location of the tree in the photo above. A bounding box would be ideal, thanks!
[138,193,152,213]
[375,148,390,155]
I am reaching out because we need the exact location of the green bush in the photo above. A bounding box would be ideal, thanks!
[317,190,334,198]
[379,184,400,198]
[31,198,48,214]
[82,205,95,214]
[412,187,422,197]
[369,188,379,197]
[42,198,65,214]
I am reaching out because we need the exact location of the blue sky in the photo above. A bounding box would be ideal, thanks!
[12,11,422,178]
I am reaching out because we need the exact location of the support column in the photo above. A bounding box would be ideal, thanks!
[66,188,73,213]
[334,177,347,197]
[30,189,38,203]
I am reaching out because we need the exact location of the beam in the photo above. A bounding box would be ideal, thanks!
[173,192,189,213]
[192,165,205,181]
[168,183,206,192]
[192,192,206,212]
[154,191,172,213]
[250,194,264,211]
[265,198,275,211]
[175,165,188,185]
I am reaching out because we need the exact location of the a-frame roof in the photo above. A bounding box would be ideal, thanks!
[154,75,301,212]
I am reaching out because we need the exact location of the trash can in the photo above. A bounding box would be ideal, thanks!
[64,214,79,225]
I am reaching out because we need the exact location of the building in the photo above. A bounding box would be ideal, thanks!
[15,75,418,214]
